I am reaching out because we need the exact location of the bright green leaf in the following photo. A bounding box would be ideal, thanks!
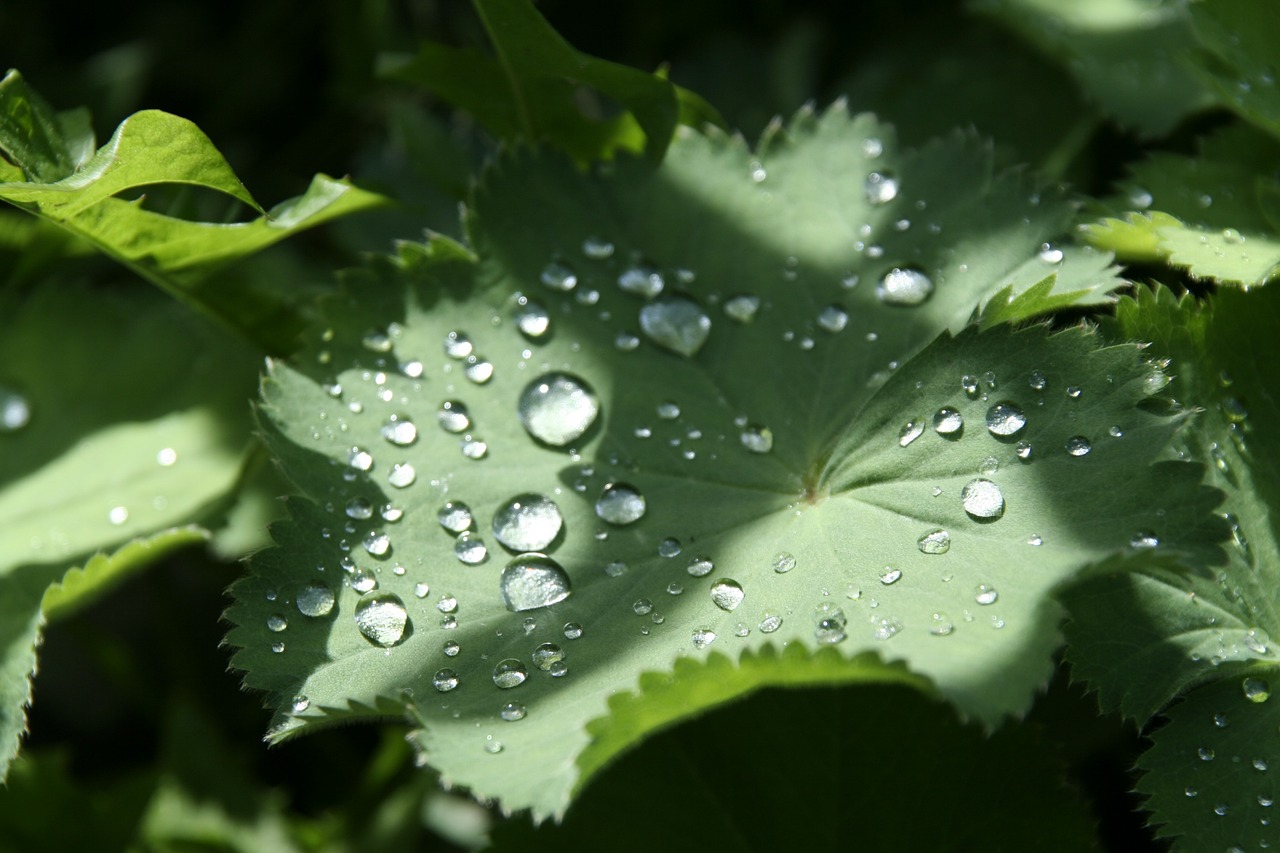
[1189,0,1280,141]
[227,107,1214,819]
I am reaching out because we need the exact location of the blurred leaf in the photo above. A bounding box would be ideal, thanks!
[1189,0,1280,141]
[0,70,94,183]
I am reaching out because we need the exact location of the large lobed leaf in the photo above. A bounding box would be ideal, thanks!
[226,105,1218,819]
[1063,284,1280,849]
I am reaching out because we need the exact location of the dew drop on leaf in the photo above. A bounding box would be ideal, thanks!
[814,603,848,644]
[501,702,527,722]
[864,171,898,205]
[879,567,902,585]
[658,537,682,558]
[454,532,488,565]
[1065,436,1092,457]
[348,447,374,472]
[531,642,565,671]
[443,330,473,359]
[296,583,335,617]
[595,482,646,525]
[961,478,1005,520]
[492,493,563,551]
[346,498,373,520]
[380,415,417,446]
[351,570,378,594]
[492,659,528,688]
[929,612,955,636]
[387,462,417,488]
[758,613,782,633]
[1028,371,1047,391]
[710,578,745,611]
[639,294,711,357]
[917,529,951,554]
[499,553,572,611]
[443,640,459,656]
[898,419,925,447]
[540,259,578,292]
[563,622,583,640]
[433,669,459,692]
[437,501,473,534]
[291,695,310,713]
[817,304,849,333]
[353,594,409,647]
[414,582,430,599]
[974,584,999,605]
[362,531,391,556]
[875,267,933,306]
[985,402,1026,437]
[723,295,761,323]
[437,400,471,433]
[266,614,288,632]
[691,628,717,650]
[617,262,665,298]
[773,552,797,573]
[0,388,31,432]
[518,372,600,447]
[582,236,614,259]
[1129,531,1159,550]
[686,555,714,577]
[464,355,494,384]
[740,423,773,453]
[933,407,963,436]
[1243,678,1271,703]
[512,295,551,339]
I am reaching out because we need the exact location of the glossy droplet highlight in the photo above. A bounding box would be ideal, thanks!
[1065,436,1092,457]
[974,584,999,605]
[691,628,717,650]
[817,305,849,333]
[380,415,417,446]
[710,579,745,612]
[540,259,578,291]
[618,262,665,298]
[961,479,1005,520]
[518,372,600,447]
[531,642,565,671]
[985,402,1026,437]
[433,669,459,692]
[876,268,933,306]
[500,553,572,611]
[1,388,31,432]
[723,295,761,323]
[353,594,409,647]
[492,659,528,688]
[899,419,925,447]
[492,493,563,551]
[865,171,898,205]
[437,400,470,433]
[933,407,963,437]
[595,482,646,525]
[437,501,473,534]
[387,462,416,488]
[639,295,711,357]
[512,295,550,339]
[296,582,335,617]
[917,529,951,554]
[740,424,773,453]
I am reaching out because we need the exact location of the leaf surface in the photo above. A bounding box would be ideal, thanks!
[228,107,1215,818]
[1188,0,1280,141]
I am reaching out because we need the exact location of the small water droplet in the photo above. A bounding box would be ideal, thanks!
[632,598,654,616]
[974,584,998,605]
[961,375,979,398]
[1028,371,1047,391]
[362,531,391,557]
[740,423,773,453]
[640,294,711,357]
[388,462,417,488]
[812,603,848,644]
[156,447,177,466]
[350,569,378,594]
[1027,533,1043,546]
[463,355,494,384]
[414,582,430,599]
[492,493,563,551]
[345,498,373,520]
[686,555,714,577]
[1037,243,1064,264]
[540,259,578,291]
[876,267,933,306]
[512,295,551,339]
[380,415,417,446]
[933,407,963,437]
[582,235,614,259]
[437,501,473,534]
[291,695,310,713]
[1015,441,1032,460]
[880,567,902,585]
[758,613,782,633]
[531,642,565,671]
[296,582,336,617]
[773,552,797,573]
[817,305,849,333]
[271,642,285,653]
[1130,531,1159,550]
[865,171,898,205]
[518,372,600,447]
[710,578,745,611]
[454,532,488,565]
[917,529,951,554]
[437,400,470,433]
[443,330,473,359]
[595,482,646,525]
[985,402,1026,437]
[362,330,393,353]
[1243,677,1271,703]
[692,628,717,649]
[929,612,955,636]
[961,478,1005,520]
[492,659,528,688]
[617,262,665,298]
[1065,386,1083,399]
[658,537,683,558]
[899,419,925,447]
[563,622,583,639]
[0,388,31,432]
[1199,746,1216,761]
[266,614,288,633]
[433,669,459,692]
[354,594,409,647]
[723,294,761,323]
[500,553,572,611]
[1065,436,1092,457]
[500,702,527,722]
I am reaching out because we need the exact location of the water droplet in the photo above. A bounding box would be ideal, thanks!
[443,640,459,656]
[1223,397,1249,423]
[632,598,654,617]
[1065,436,1092,457]
[1065,386,1082,399]
[443,330,473,359]
[618,262,665,298]
[266,614,288,633]
[692,628,717,649]
[595,482,646,525]
[362,531,391,557]
[933,407,963,437]
[929,612,955,636]
[348,447,374,472]
[433,669,459,692]
[1037,243,1064,264]
[518,372,599,447]
[354,594,409,647]
[492,659,528,688]
[362,330,393,353]
[740,424,773,453]
[437,401,470,433]
[1243,677,1271,703]
[878,567,902,586]
[961,375,979,397]
[437,501,473,534]
[388,462,417,488]
[501,702,527,722]
[658,537,683,558]
[961,478,1005,520]
[271,641,285,653]
[351,570,378,594]
[563,622,583,639]
[639,295,711,357]
[454,532,488,565]
[1027,533,1043,546]
[531,642,565,671]
[500,553,572,611]
[291,695,310,713]
[1028,371,1047,391]
[512,296,551,339]
[899,419,925,447]
[1256,759,1270,773]
[758,613,782,633]
[615,332,641,351]
[1199,746,1216,761]
[297,582,336,617]
[985,402,1026,437]
[1130,531,1159,550]
[677,555,712,578]
[917,529,951,554]
[1015,441,1032,461]
[865,171,898,205]
[724,295,761,323]
[463,356,493,384]
[492,493,563,551]
[1185,786,1199,798]
[0,388,31,432]
[582,236,614,259]
[540,259,578,291]
[974,584,999,605]
[156,447,177,466]
[814,604,848,644]
[876,268,933,306]
[380,415,417,446]
[773,552,797,573]
[710,579,745,611]
[817,305,849,333]
[345,498,373,520]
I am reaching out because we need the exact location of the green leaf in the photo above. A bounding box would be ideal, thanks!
[975,0,1215,137]
[1136,671,1280,851]
[227,107,1214,819]
[1063,283,1280,847]
[1188,0,1280,141]
[382,0,723,164]
[1082,126,1280,287]
[492,682,1101,851]
[0,80,388,352]
[0,70,94,183]
[0,282,258,779]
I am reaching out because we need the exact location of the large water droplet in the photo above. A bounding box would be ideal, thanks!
[512,295,551,339]
[492,659,528,688]
[388,462,417,488]
[985,402,1026,437]
[531,642,565,671]
[723,295,761,323]
[639,295,711,357]
[354,594,409,646]
[438,400,470,434]
[865,171,898,205]
[933,407,963,437]
[917,529,951,554]
[1065,436,1092,457]
[437,501,473,534]
[1243,677,1271,703]
[493,493,563,551]
[500,553,573,611]
[0,388,31,432]
[618,262,665,298]
[876,268,933,306]
[710,578,745,611]
[433,669,459,692]
[518,372,600,447]
[595,482,646,525]
[296,582,336,617]
[540,259,578,291]
[961,478,1005,520]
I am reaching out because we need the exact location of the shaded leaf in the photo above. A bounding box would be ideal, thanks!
[1189,0,1280,141]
